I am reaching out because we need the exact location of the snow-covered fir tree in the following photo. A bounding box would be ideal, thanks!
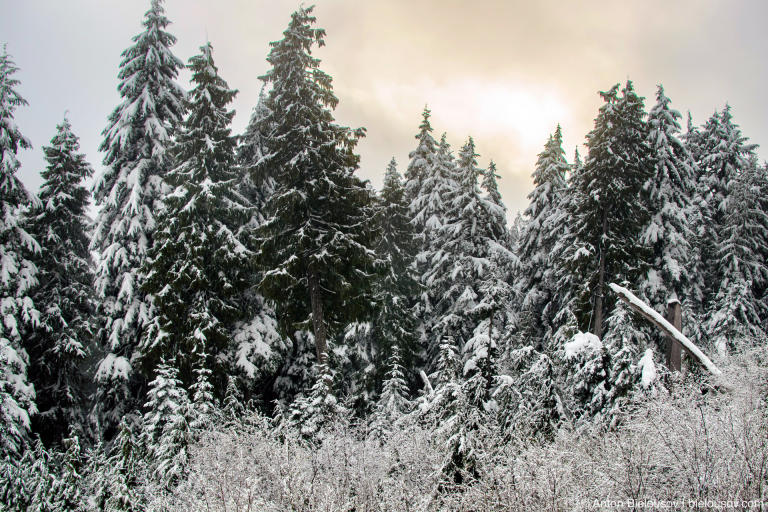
[105,419,146,511]
[141,361,190,488]
[256,6,381,385]
[91,0,186,437]
[425,137,509,385]
[366,158,420,397]
[286,363,349,440]
[640,86,697,319]
[495,346,564,441]
[694,107,758,325]
[548,148,584,349]
[238,85,275,218]
[371,346,412,434]
[188,361,218,436]
[48,431,84,509]
[0,46,40,461]
[141,42,280,394]
[404,106,439,218]
[516,125,570,346]
[565,81,652,338]
[705,158,768,354]
[25,117,94,448]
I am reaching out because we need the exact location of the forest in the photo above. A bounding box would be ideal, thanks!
[1,1,767,510]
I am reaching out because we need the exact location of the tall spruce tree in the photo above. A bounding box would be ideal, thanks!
[516,125,569,345]
[694,106,758,317]
[567,81,651,338]
[366,158,419,394]
[91,0,185,436]
[141,42,281,391]
[426,138,508,388]
[238,86,275,217]
[640,86,697,317]
[256,7,381,378]
[0,46,39,461]
[404,107,439,215]
[26,117,94,447]
[705,159,767,354]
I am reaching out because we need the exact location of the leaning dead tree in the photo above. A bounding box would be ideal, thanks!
[608,283,723,377]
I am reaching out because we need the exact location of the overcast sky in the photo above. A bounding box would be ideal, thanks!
[2,0,766,217]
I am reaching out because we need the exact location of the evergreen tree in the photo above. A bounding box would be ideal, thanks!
[405,107,440,232]
[105,419,146,512]
[426,137,509,382]
[0,46,39,461]
[141,361,188,461]
[641,86,697,316]
[495,347,563,441]
[26,117,94,447]
[566,81,651,338]
[141,42,280,391]
[91,0,186,436]
[24,439,55,511]
[549,149,583,349]
[367,158,420,394]
[287,363,348,440]
[238,85,275,217]
[694,106,758,316]
[371,346,412,433]
[256,6,381,376]
[189,361,218,436]
[516,125,569,345]
[705,159,768,354]
[48,431,84,510]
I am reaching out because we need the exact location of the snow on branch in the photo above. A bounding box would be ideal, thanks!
[608,283,723,378]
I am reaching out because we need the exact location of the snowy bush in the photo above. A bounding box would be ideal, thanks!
[145,348,768,511]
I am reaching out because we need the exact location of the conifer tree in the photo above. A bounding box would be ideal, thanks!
[189,362,218,436]
[0,46,39,460]
[26,117,94,447]
[705,159,768,354]
[105,419,146,512]
[495,347,563,441]
[516,125,569,345]
[426,138,508,381]
[566,81,651,338]
[91,0,185,435]
[238,86,275,217]
[549,149,583,349]
[48,431,84,509]
[256,6,381,375]
[287,363,348,440]
[367,158,420,393]
[694,106,758,315]
[141,42,280,390]
[404,107,439,212]
[141,361,187,458]
[641,86,697,314]
[372,346,412,433]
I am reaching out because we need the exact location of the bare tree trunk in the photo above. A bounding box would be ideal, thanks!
[307,266,328,367]
[666,300,682,372]
[592,209,608,338]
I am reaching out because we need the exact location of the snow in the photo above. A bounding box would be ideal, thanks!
[564,332,602,359]
[608,283,723,377]
[638,348,657,388]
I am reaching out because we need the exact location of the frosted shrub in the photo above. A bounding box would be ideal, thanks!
[152,349,766,511]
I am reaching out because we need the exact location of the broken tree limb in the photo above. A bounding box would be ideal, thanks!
[608,283,723,377]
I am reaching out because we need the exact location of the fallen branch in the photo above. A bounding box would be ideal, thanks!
[608,283,723,377]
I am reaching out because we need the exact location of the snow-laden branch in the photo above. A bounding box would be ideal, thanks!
[608,283,723,377]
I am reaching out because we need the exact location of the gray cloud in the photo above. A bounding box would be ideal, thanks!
[2,0,765,219]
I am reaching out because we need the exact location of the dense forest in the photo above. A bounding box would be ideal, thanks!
[1,1,767,510]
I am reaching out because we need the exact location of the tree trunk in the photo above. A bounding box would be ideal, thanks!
[307,266,328,367]
[592,209,608,338]
[665,300,682,372]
